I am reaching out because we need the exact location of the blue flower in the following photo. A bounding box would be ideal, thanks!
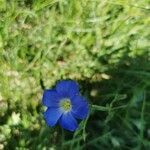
[42,80,89,131]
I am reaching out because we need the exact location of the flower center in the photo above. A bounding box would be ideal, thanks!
[60,99,72,112]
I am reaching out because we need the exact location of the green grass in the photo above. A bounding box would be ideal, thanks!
[0,0,149,149]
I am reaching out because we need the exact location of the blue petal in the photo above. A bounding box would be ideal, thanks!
[56,80,79,98]
[44,108,63,127]
[42,89,60,107]
[71,96,89,119]
[59,112,78,131]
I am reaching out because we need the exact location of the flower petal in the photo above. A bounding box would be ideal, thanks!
[42,89,60,107]
[44,108,63,127]
[71,95,89,119]
[56,80,79,98]
[59,112,78,131]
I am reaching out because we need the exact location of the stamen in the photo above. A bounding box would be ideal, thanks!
[60,99,72,112]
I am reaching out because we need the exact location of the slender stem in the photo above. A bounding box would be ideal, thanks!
[91,104,127,111]
[91,105,108,111]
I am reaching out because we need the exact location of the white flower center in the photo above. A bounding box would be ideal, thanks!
[59,99,72,112]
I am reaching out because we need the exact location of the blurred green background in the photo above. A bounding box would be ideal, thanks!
[0,0,150,149]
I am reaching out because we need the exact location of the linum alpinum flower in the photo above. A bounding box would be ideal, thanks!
[42,80,89,131]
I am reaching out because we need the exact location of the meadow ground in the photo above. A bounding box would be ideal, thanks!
[0,0,150,149]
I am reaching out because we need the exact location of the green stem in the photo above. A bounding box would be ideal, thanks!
[91,105,108,111]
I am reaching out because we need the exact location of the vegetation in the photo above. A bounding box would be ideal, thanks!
[0,0,149,149]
